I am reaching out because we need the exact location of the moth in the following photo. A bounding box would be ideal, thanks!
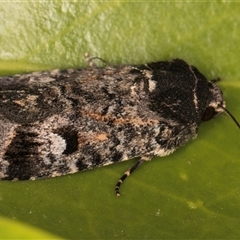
[0,57,239,196]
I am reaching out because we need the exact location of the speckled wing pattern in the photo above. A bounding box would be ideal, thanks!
[0,59,225,194]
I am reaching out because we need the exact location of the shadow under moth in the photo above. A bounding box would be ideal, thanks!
[0,56,239,196]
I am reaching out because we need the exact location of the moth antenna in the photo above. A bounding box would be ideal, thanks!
[222,107,240,129]
[84,52,107,68]
[115,159,145,197]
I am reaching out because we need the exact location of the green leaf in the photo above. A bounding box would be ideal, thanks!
[0,2,240,239]
[0,216,62,239]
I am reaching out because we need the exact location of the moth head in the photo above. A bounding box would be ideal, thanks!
[202,82,240,130]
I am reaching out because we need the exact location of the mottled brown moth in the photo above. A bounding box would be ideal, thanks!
[0,56,239,196]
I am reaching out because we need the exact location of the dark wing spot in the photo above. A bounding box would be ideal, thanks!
[54,127,79,154]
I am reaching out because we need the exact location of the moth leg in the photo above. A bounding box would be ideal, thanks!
[84,52,107,68]
[210,78,221,83]
[115,158,145,197]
